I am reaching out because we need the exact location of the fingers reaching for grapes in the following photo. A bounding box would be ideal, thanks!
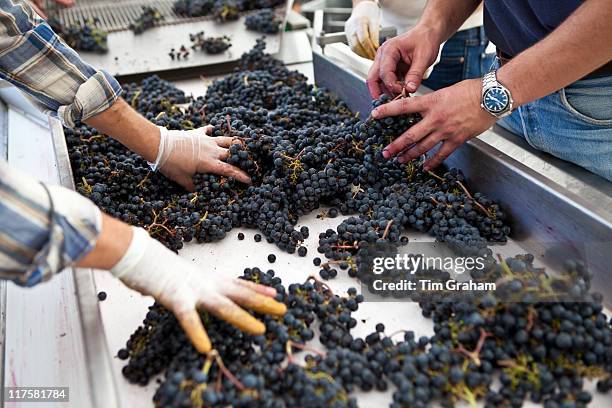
[214,136,234,148]
[201,295,266,335]
[153,126,252,191]
[367,25,442,97]
[206,161,252,185]
[371,79,497,170]
[234,278,278,297]
[225,282,287,315]
[30,0,75,18]
[380,115,435,159]
[175,308,212,353]
[110,227,286,354]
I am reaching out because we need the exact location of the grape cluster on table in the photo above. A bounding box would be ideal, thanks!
[173,0,284,18]
[245,9,281,34]
[189,31,232,54]
[64,41,611,406]
[48,18,108,54]
[129,6,164,34]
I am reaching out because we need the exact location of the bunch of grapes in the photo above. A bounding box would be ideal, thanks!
[173,0,284,18]
[189,31,232,54]
[48,18,108,54]
[245,9,281,34]
[129,6,164,34]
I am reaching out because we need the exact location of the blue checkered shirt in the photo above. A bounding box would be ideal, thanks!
[0,0,118,286]
[0,0,122,127]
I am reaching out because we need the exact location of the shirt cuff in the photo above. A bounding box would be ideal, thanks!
[57,70,123,128]
[0,162,102,286]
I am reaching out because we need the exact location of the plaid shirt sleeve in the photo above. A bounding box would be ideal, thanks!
[0,0,122,128]
[0,161,102,287]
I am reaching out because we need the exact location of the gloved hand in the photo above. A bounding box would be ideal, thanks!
[150,126,251,191]
[110,227,286,353]
[345,1,381,60]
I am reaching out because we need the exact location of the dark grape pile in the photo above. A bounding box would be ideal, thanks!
[245,9,281,34]
[173,0,215,17]
[67,39,508,257]
[48,18,108,54]
[64,41,611,406]
[118,258,611,407]
[173,0,284,18]
[129,6,164,34]
[189,31,232,54]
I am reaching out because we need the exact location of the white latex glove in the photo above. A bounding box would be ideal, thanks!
[345,1,381,60]
[110,227,286,353]
[150,126,251,191]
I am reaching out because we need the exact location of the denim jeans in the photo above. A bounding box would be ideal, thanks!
[423,26,495,91]
[494,58,612,181]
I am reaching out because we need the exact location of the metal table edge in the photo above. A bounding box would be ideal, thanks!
[467,137,611,229]
[48,117,122,408]
[0,98,8,407]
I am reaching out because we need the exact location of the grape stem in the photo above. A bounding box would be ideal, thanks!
[454,180,495,219]
[306,275,335,295]
[137,171,151,189]
[453,328,491,366]
[285,340,326,364]
[146,209,175,237]
[382,219,394,239]
[208,349,245,391]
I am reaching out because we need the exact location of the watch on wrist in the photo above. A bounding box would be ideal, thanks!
[481,71,514,118]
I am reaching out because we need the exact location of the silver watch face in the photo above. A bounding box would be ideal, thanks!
[483,86,510,114]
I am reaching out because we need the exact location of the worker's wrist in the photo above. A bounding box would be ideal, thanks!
[412,20,446,47]
[84,98,161,164]
[496,64,528,108]
[76,214,134,271]
[109,226,149,278]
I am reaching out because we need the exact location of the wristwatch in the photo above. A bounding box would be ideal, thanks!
[481,70,514,118]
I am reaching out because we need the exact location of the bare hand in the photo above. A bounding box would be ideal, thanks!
[371,79,497,170]
[30,0,75,18]
[367,25,441,97]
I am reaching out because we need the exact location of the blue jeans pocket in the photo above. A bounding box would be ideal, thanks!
[559,76,612,126]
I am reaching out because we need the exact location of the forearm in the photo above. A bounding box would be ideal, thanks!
[76,213,133,270]
[417,0,481,44]
[498,0,612,107]
[84,98,161,163]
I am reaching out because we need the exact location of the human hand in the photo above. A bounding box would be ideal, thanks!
[110,227,286,353]
[344,1,381,60]
[367,25,442,97]
[151,126,252,191]
[371,78,497,170]
[30,0,75,18]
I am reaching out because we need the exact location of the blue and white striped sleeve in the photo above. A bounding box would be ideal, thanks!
[0,0,122,128]
[0,161,102,287]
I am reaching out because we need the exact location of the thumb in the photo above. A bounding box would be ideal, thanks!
[404,51,433,93]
